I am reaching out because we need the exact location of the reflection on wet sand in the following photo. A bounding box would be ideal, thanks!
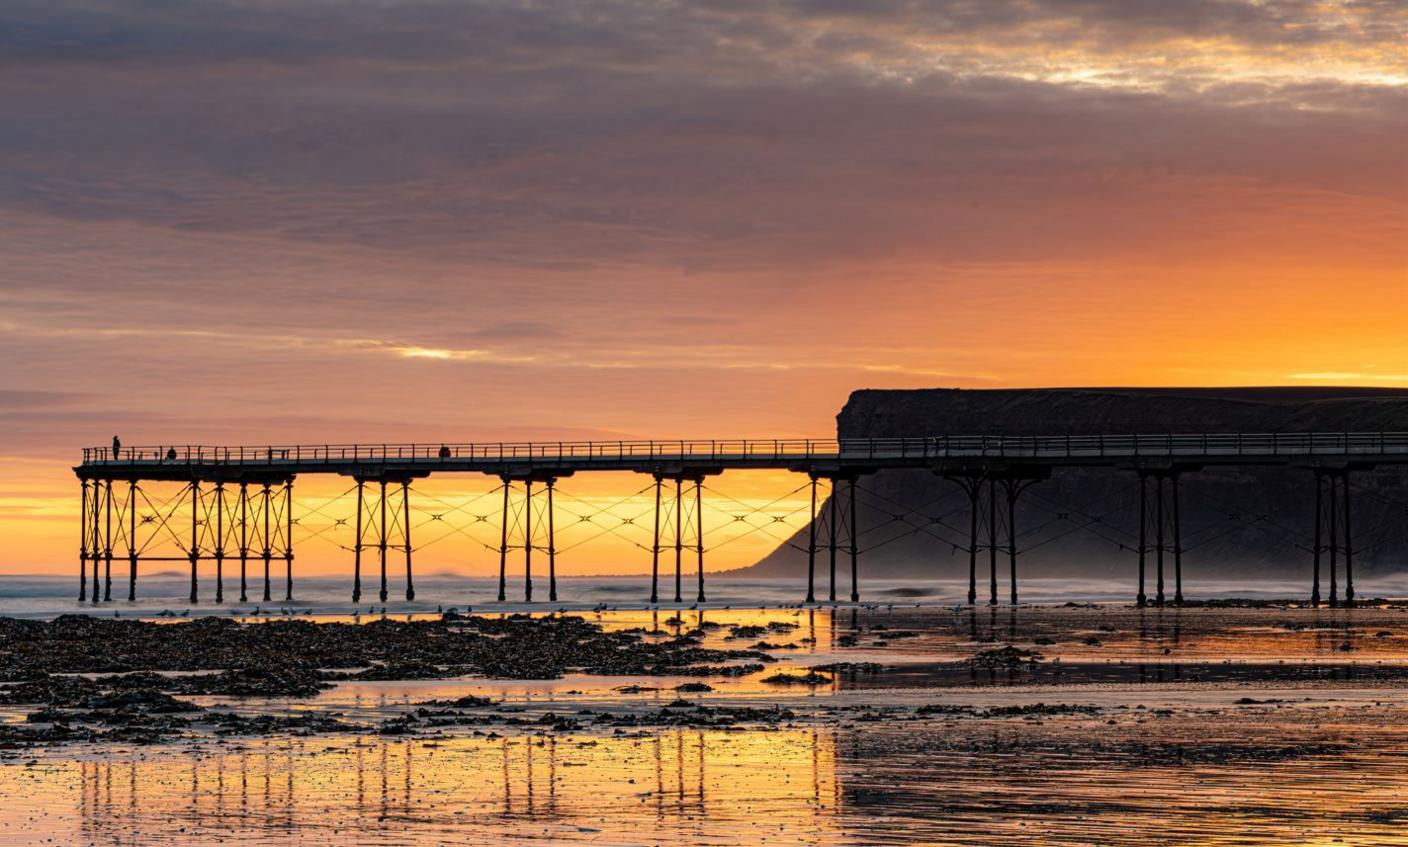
[42,707,1408,846]
[47,730,842,845]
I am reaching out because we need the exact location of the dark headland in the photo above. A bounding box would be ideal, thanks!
[745,387,1408,580]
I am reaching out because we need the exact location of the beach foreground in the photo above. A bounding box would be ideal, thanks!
[5,604,1408,844]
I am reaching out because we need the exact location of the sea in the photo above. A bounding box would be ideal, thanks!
[0,572,1403,619]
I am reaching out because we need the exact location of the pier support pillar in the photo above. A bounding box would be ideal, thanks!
[848,477,860,603]
[949,469,1043,607]
[948,474,986,607]
[79,479,88,602]
[828,477,839,603]
[1330,470,1339,606]
[490,472,564,604]
[694,478,706,603]
[1155,475,1165,606]
[1136,473,1148,607]
[547,479,557,603]
[497,478,510,602]
[90,478,103,604]
[352,474,414,605]
[673,477,684,603]
[987,478,998,606]
[260,482,273,602]
[378,479,389,602]
[403,480,415,602]
[639,469,713,605]
[1135,468,1185,607]
[213,482,225,604]
[650,475,663,604]
[102,479,113,602]
[238,482,250,603]
[1172,475,1184,606]
[1000,478,1035,606]
[806,474,818,604]
[524,479,534,603]
[1344,476,1354,606]
[1311,468,1354,608]
[189,480,201,604]
[353,480,365,603]
[283,479,294,602]
[127,479,138,602]
[968,477,982,606]
[815,474,860,604]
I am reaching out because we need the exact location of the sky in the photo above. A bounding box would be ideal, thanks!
[1,0,1405,575]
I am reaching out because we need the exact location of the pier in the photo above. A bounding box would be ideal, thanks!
[75,433,1408,607]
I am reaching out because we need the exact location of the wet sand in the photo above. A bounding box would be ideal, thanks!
[6,604,1408,844]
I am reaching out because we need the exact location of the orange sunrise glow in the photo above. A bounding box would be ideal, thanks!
[1,0,1404,575]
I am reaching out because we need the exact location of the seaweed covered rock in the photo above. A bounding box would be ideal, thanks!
[966,646,1043,670]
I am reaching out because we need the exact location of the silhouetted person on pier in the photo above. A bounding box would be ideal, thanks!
[438,445,451,458]
[111,435,121,459]
[166,446,178,461]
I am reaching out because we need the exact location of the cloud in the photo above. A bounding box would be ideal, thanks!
[0,0,1402,453]
[0,2,1402,281]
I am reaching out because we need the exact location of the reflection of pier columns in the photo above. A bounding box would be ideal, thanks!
[498,735,561,819]
[1312,467,1356,607]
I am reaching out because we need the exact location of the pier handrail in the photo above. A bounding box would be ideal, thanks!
[80,431,1408,465]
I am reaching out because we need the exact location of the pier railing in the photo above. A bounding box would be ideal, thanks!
[80,432,1408,466]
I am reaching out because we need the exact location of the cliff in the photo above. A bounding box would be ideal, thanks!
[744,387,1408,580]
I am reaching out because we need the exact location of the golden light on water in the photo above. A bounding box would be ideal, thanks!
[8,732,843,845]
